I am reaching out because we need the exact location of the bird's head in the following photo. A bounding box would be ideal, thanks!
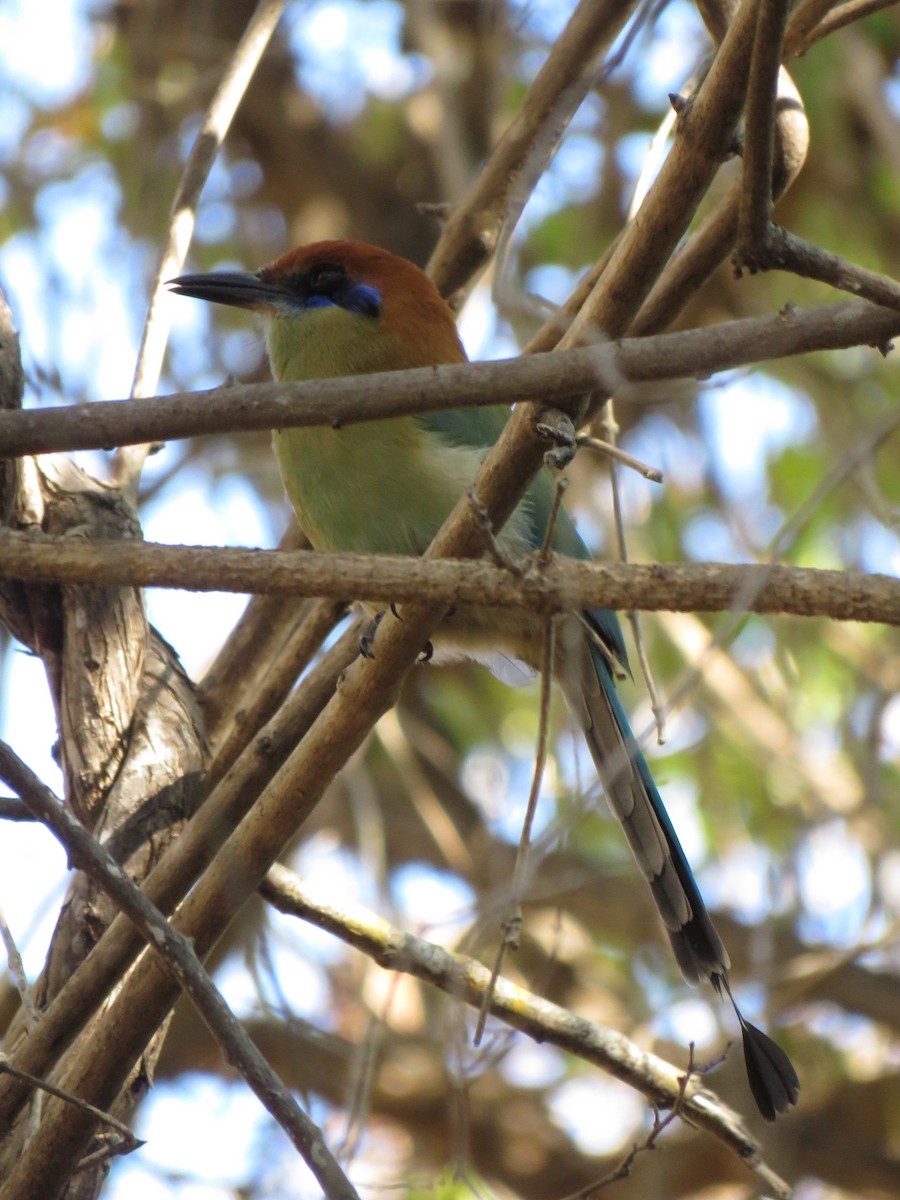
[169,240,466,380]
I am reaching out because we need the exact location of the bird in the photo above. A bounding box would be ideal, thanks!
[170,239,799,1119]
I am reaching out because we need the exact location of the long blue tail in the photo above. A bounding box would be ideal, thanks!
[559,633,799,1119]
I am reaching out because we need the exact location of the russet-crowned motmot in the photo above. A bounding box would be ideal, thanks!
[170,240,798,1119]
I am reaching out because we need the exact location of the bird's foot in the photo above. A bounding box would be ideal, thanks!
[359,611,384,659]
[535,408,577,469]
[359,608,433,664]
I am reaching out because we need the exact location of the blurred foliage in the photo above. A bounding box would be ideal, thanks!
[1,1,899,1198]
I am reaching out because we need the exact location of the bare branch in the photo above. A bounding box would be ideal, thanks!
[0,740,360,1200]
[0,625,359,1140]
[259,865,793,1200]
[0,532,895,625]
[738,0,792,256]
[2,299,900,459]
[739,225,900,311]
[427,0,639,305]
[205,598,347,787]
[115,0,286,495]
[788,0,898,55]
[0,1057,142,1160]
[558,0,760,357]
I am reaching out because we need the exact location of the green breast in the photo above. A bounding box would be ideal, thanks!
[266,305,531,557]
[274,419,489,555]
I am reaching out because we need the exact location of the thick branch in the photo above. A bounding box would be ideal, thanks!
[427,0,638,305]
[0,742,359,1200]
[558,0,760,354]
[0,625,361,1141]
[0,533,896,625]
[1,300,899,459]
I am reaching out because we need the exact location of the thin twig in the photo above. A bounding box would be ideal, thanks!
[0,797,36,821]
[0,1056,143,1155]
[788,0,897,55]
[474,614,557,1045]
[784,0,842,52]
[0,905,38,1027]
[114,0,286,497]
[744,226,900,312]
[260,865,793,1199]
[465,488,521,572]
[655,410,900,750]
[559,1047,696,1198]
[603,403,668,742]
[538,477,569,564]
[577,435,664,482]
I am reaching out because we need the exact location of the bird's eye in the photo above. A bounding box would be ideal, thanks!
[307,262,345,291]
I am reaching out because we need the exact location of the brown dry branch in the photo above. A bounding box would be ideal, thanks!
[0,623,360,1140]
[427,0,640,306]
[630,64,808,337]
[739,224,900,311]
[789,0,899,55]
[197,519,315,749]
[259,865,792,1200]
[784,0,842,51]
[0,1058,142,1163]
[1,298,899,460]
[732,4,900,305]
[0,799,32,821]
[738,0,792,252]
[0,742,359,1200]
[204,597,348,785]
[116,0,287,495]
[0,533,895,626]
[556,0,758,362]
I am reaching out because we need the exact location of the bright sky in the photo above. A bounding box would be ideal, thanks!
[0,3,898,1197]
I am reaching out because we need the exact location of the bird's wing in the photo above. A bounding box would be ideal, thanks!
[418,405,629,670]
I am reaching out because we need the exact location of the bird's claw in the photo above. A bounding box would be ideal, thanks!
[359,610,384,659]
[359,608,430,663]
[536,409,577,469]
